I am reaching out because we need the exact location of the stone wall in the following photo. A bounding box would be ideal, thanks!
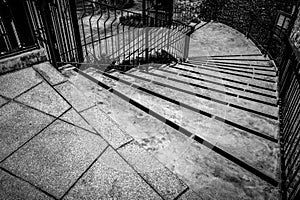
[0,49,47,75]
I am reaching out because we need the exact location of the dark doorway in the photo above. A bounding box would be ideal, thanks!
[0,0,36,56]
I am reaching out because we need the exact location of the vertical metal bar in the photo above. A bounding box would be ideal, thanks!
[60,0,74,62]
[183,31,190,61]
[142,0,149,63]
[70,0,83,62]
[88,5,96,58]
[38,0,60,68]
[97,6,104,59]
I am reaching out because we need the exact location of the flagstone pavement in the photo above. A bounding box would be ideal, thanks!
[0,62,199,200]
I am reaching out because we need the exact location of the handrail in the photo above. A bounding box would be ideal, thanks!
[195,1,300,200]
[76,0,192,65]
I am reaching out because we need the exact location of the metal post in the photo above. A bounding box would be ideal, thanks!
[69,0,84,63]
[183,31,191,62]
[142,0,149,62]
[38,0,60,68]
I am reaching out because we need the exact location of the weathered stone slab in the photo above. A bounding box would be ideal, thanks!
[178,189,203,200]
[55,82,95,112]
[33,62,66,85]
[81,106,133,149]
[0,49,46,75]
[0,96,8,107]
[60,108,95,133]
[16,82,70,117]
[0,169,54,200]
[1,120,108,199]
[0,102,54,162]
[63,72,105,106]
[0,67,42,99]
[118,141,187,200]
[63,147,162,200]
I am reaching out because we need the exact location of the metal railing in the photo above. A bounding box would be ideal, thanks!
[0,0,192,68]
[0,0,38,58]
[0,0,84,66]
[196,0,300,199]
[198,0,286,65]
[278,40,300,200]
[76,0,192,66]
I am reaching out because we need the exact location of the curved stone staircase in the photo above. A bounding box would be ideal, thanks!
[0,2,284,198]
[54,22,280,199]
[61,23,280,200]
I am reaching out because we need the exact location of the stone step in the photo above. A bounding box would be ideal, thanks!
[62,65,280,199]
[64,68,189,199]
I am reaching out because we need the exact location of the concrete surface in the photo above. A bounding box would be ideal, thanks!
[0,67,42,98]
[0,21,280,200]
[0,169,54,200]
[0,64,191,199]
[0,96,8,107]
[0,49,46,75]
[60,108,95,133]
[33,62,66,85]
[63,147,163,200]
[1,120,108,199]
[16,82,71,117]
[118,141,187,199]
[80,106,133,149]
[55,82,95,112]
[63,22,280,199]
[0,102,54,162]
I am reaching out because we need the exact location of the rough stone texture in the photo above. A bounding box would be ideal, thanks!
[178,189,203,200]
[0,102,54,162]
[0,169,54,200]
[0,49,46,75]
[55,81,95,112]
[1,120,108,199]
[118,141,187,200]
[33,62,66,85]
[87,67,279,178]
[0,67,42,99]
[63,147,163,200]
[60,108,95,133]
[16,82,70,117]
[81,106,133,149]
[71,19,281,198]
[165,140,279,200]
[0,96,8,107]
[114,68,278,136]
[188,22,261,57]
[62,71,105,106]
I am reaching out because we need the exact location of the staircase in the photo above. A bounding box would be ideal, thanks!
[63,48,280,199]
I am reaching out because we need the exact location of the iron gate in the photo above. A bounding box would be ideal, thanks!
[0,0,192,68]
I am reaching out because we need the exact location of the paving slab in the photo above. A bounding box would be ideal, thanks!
[16,82,70,117]
[33,62,66,85]
[63,147,163,200]
[189,22,261,57]
[0,67,42,99]
[81,106,133,149]
[88,70,279,177]
[55,81,95,112]
[118,141,187,200]
[178,189,203,200]
[0,169,54,200]
[60,108,95,133]
[0,96,8,107]
[1,120,108,199]
[0,102,54,162]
